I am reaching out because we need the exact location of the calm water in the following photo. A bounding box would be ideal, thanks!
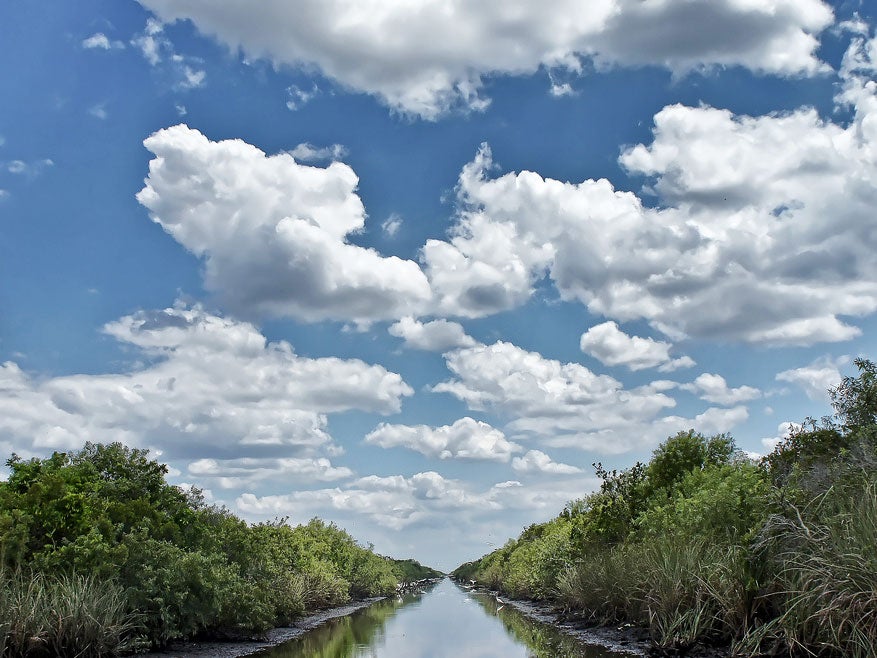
[254,579,634,658]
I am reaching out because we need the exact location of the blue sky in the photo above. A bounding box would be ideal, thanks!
[2,0,876,571]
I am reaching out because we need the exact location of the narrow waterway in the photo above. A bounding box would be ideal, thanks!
[253,579,637,658]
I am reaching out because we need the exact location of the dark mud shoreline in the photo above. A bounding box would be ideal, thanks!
[497,593,730,658]
[140,598,383,658]
[495,595,649,656]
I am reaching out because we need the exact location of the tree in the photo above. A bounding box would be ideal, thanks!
[646,430,736,494]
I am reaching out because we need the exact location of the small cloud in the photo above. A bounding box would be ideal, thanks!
[836,14,869,36]
[288,142,348,163]
[388,317,476,352]
[548,69,578,98]
[550,82,575,97]
[382,213,402,237]
[681,373,761,406]
[286,83,320,111]
[760,421,800,453]
[511,449,581,474]
[5,158,53,178]
[0,189,9,201]
[88,104,108,120]
[776,355,848,402]
[580,321,694,372]
[365,417,519,462]
[132,18,165,65]
[175,104,187,116]
[82,32,125,50]
[132,20,206,91]
[179,66,206,89]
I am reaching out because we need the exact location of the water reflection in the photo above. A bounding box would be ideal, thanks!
[257,579,633,658]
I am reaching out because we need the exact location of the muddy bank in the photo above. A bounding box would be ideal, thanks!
[490,592,731,657]
[495,596,649,656]
[140,598,383,658]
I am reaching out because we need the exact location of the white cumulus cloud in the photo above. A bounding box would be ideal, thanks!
[433,340,750,453]
[580,321,694,371]
[682,373,761,406]
[137,125,432,323]
[365,417,520,462]
[139,0,832,119]
[187,456,352,488]
[776,355,848,401]
[511,450,581,474]
[388,317,476,352]
[423,39,877,343]
[82,33,125,50]
[0,304,412,458]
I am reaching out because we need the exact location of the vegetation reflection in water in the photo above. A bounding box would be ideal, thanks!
[256,579,633,658]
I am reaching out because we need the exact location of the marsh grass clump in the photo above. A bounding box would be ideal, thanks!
[0,568,137,657]
[741,480,877,657]
[556,545,643,624]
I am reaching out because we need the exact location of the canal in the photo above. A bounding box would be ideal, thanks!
[252,578,638,657]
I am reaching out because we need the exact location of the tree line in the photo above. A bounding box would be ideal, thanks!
[453,358,877,657]
[0,442,441,656]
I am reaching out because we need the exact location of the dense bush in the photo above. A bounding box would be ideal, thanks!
[0,443,431,654]
[454,358,877,657]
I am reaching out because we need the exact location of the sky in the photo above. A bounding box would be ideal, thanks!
[1,0,876,572]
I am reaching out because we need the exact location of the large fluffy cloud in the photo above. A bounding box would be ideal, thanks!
[0,304,412,457]
[137,125,431,323]
[364,417,519,462]
[424,38,877,344]
[139,0,832,118]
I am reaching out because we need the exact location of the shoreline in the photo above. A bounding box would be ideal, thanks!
[498,596,649,656]
[471,587,732,658]
[139,597,383,658]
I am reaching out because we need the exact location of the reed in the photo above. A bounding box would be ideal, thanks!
[556,545,643,624]
[0,568,138,657]
[741,480,877,657]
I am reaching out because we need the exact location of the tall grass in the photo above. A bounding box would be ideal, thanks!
[0,568,138,657]
[556,544,643,625]
[556,539,753,652]
[741,480,877,657]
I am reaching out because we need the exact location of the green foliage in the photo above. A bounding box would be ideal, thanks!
[0,443,436,654]
[388,558,443,583]
[636,461,770,543]
[503,519,572,599]
[565,460,648,545]
[646,430,736,493]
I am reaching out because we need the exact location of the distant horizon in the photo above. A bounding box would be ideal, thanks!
[2,0,876,571]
